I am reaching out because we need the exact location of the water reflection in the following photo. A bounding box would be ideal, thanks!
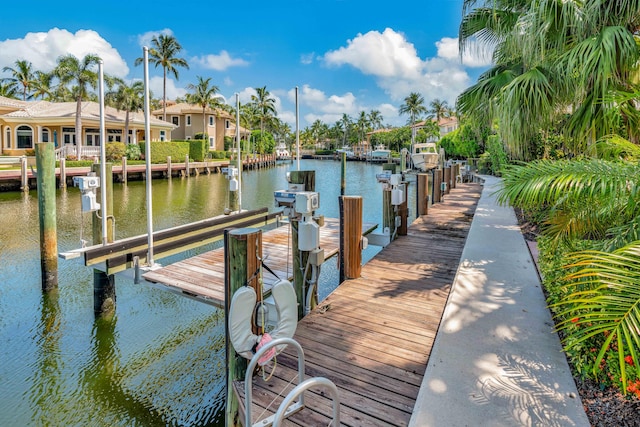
[0,160,411,426]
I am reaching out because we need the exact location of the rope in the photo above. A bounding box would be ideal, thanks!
[254,368,297,423]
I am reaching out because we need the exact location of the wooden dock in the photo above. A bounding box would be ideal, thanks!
[234,182,483,426]
[142,218,377,307]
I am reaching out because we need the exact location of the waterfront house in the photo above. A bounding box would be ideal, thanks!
[0,95,175,157]
[152,102,237,151]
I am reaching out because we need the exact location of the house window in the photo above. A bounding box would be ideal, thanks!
[17,125,33,149]
[157,115,163,120]
[107,129,122,143]
[208,115,214,126]
[225,120,230,129]
[62,127,76,145]
[41,128,50,143]
[172,116,179,126]
[85,128,100,146]
[186,115,191,126]
[128,129,134,144]
[5,127,10,149]
[209,137,214,148]
[160,130,166,142]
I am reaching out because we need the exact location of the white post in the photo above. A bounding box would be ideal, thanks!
[295,86,300,170]
[143,47,155,266]
[98,60,108,245]
[235,93,242,212]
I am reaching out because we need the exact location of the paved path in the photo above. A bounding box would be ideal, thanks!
[409,176,590,427]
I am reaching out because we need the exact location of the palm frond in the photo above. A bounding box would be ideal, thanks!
[553,242,640,392]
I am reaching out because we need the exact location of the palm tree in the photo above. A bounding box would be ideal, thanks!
[340,114,351,146]
[429,98,449,122]
[369,110,384,130]
[251,86,277,141]
[32,71,55,100]
[0,81,18,98]
[458,0,640,159]
[186,76,221,141]
[399,92,427,146]
[135,34,189,121]
[54,54,100,158]
[109,80,145,144]
[2,59,35,101]
[356,111,370,144]
[497,158,640,392]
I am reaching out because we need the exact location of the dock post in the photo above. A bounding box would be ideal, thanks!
[121,156,127,184]
[20,155,29,192]
[92,163,115,317]
[433,169,443,203]
[398,180,409,236]
[35,142,58,291]
[382,163,396,237]
[417,173,429,216]
[444,166,451,195]
[224,228,263,427]
[339,196,363,282]
[59,157,66,188]
[185,154,190,177]
[167,156,172,179]
[340,152,346,196]
[289,170,316,319]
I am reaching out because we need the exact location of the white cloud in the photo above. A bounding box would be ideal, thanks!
[149,76,186,101]
[322,28,492,118]
[436,37,493,68]
[0,28,129,78]
[300,52,315,65]
[137,28,174,49]
[192,50,249,71]
[324,28,422,79]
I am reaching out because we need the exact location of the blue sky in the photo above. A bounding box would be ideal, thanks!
[0,0,491,128]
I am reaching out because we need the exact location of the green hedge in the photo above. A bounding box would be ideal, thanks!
[189,139,207,162]
[139,141,190,163]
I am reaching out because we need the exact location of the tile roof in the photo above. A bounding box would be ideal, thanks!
[0,98,174,128]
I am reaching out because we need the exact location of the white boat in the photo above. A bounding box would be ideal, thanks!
[336,145,355,159]
[368,144,391,162]
[411,142,439,171]
[275,141,291,160]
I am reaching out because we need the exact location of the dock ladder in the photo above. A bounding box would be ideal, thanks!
[242,337,340,427]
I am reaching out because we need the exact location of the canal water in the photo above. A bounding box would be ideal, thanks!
[0,159,416,426]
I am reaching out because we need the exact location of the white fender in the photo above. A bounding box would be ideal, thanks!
[229,286,259,359]
[228,279,298,360]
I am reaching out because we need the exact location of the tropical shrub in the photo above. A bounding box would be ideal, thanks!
[125,143,142,160]
[105,142,126,162]
[499,159,640,394]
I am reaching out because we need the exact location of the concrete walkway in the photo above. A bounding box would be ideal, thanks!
[409,176,590,427]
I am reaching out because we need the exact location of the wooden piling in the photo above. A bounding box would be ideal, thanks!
[121,156,127,184]
[339,196,363,282]
[289,170,315,191]
[340,152,346,196]
[35,143,58,291]
[92,163,115,316]
[289,170,316,319]
[21,156,29,192]
[185,155,190,177]
[398,181,408,236]
[433,169,443,203]
[59,157,66,188]
[444,166,451,194]
[417,173,429,216]
[167,156,172,179]
[224,228,263,427]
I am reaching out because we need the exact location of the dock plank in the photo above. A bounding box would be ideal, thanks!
[142,218,377,308]
[237,182,482,426]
